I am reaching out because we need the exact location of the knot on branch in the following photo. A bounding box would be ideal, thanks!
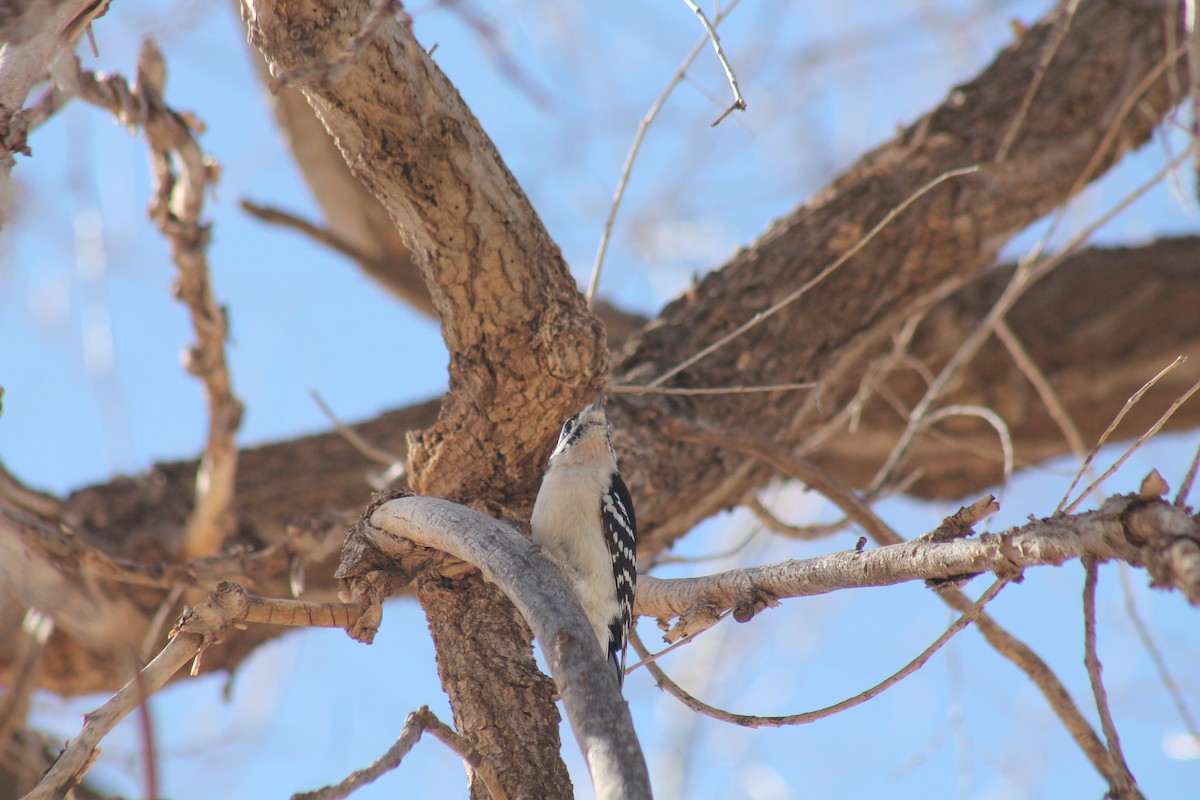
[335,497,448,642]
[1,105,32,158]
[169,581,248,674]
[171,580,246,641]
[732,587,780,623]
[925,572,984,592]
[664,599,724,644]
[1113,495,1200,604]
[917,495,999,543]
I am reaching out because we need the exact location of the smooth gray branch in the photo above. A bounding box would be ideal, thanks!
[352,496,651,800]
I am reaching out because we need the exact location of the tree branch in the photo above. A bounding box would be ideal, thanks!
[614,0,1191,550]
[347,495,651,800]
[54,44,242,558]
[25,583,371,799]
[636,493,1199,639]
[631,578,1007,727]
[293,705,504,800]
[5,235,1200,697]
[0,0,101,230]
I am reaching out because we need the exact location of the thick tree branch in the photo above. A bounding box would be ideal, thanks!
[346,496,651,800]
[241,4,614,793]
[242,0,607,505]
[0,0,100,229]
[614,0,1192,552]
[5,235,1200,696]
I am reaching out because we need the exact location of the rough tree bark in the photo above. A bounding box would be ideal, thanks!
[0,0,1197,796]
[242,0,609,794]
[1,0,1195,696]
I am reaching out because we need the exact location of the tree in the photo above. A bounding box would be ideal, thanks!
[2,0,1199,797]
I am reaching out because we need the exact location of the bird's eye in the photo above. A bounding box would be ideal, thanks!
[560,416,578,438]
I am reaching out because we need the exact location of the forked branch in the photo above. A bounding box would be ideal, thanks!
[26,583,371,799]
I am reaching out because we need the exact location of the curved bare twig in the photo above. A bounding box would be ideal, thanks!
[632,578,1006,727]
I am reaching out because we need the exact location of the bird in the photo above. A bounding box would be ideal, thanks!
[531,394,637,687]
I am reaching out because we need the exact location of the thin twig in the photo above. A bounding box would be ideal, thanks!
[140,583,185,663]
[1031,36,1188,264]
[586,0,743,307]
[1062,369,1200,515]
[995,318,1087,460]
[241,200,383,270]
[994,0,1080,162]
[871,145,1196,496]
[649,165,980,389]
[1056,356,1184,514]
[649,526,761,566]
[610,381,815,397]
[631,579,1006,727]
[625,610,732,676]
[293,706,506,800]
[679,0,747,126]
[310,389,403,467]
[919,405,1014,489]
[1082,560,1139,797]
[667,419,1116,781]
[746,497,846,542]
[1173,436,1200,507]
[1118,564,1200,743]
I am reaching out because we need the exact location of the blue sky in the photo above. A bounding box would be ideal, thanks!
[6,1,1200,798]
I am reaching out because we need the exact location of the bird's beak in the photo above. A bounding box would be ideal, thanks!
[587,392,606,412]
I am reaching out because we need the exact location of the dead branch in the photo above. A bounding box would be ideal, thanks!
[57,44,242,558]
[1082,560,1140,799]
[636,494,1199,640]
[292,706,505,800]
[679,0,746,126]
[25,582,370,799]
